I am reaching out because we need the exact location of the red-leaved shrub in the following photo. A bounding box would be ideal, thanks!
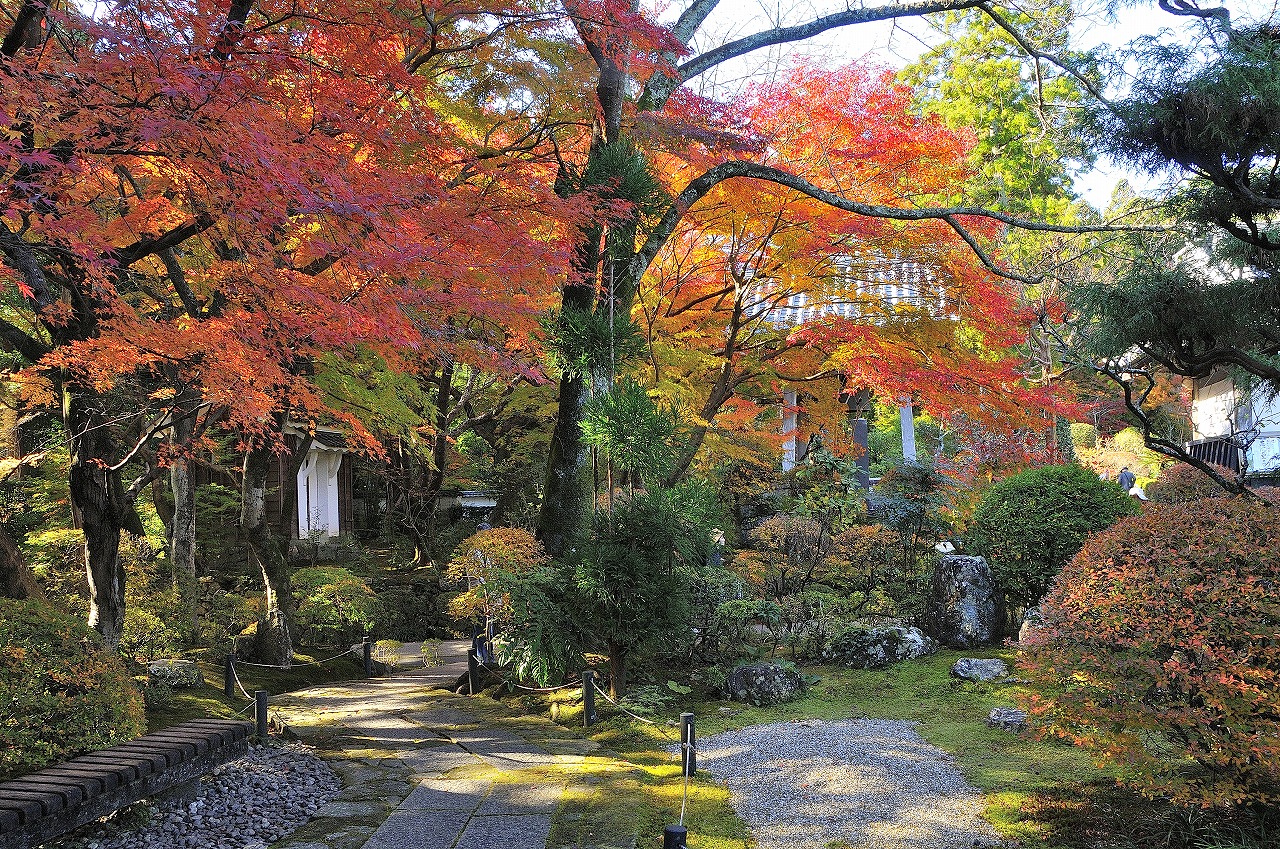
[1019,498,1280,807]
[1146,462,1234,504]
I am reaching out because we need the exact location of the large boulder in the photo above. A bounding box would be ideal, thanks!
[926,554,999,648]
[148,659,204,688]
[951,657,1009,682]
[724,662,805,706]
[822,625,937,670]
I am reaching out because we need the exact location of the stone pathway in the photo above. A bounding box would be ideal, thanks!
[268,640,615,849]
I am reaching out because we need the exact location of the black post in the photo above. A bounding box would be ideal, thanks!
[662,824,687,849]
[255,690,269,739]
[467,648,480,695]
[362,636,372,677]
[680,712,696,776]
[582,670,597,726]
[223,653,235,698]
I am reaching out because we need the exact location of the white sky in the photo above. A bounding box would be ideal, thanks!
[684,0,1278,210]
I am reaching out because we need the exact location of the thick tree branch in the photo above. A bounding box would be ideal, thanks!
[0,314,50,363]
[644,0,986,108]
[112,214,214,267]
[0,0,44,57]
[629,160,1163,291]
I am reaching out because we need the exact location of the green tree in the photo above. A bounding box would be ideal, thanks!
[903,1,1091,219]
[574,481,719,696]
[967,464,1138,618]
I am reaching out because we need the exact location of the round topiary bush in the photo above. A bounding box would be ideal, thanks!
[1020,498,1280,807]
[0,598,146,780]
[967,464,1139,613]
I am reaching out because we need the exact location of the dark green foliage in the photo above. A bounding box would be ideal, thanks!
[581,378,680,485]
[0,598,146,780]
[1094,24,1280,247]
[967,464,1139,611]
[1077,21,1280,390]
[574,482,720,692]
[292,566,382,644]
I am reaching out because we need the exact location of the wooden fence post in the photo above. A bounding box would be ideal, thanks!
[223,653,235,698]
[680,712,696,776]
[255,690,269,739]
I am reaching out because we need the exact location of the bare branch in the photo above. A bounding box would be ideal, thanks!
[643,0,986,109]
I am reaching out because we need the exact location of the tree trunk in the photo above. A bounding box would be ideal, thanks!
[66,391,130,648]
[169,414,198,632]
[0,527,42,601]
[607,641,626,698]
[242,444,293,666]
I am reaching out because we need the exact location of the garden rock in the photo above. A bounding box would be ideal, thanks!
[987,707,1028,732]
[725,661,805,706]
[1018,606,1043,644]
[148,659,204,688]
[925,554,998,648]
[950,657,1009,682]
[822,626,937,670]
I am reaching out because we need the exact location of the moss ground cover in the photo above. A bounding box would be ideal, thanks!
[514,648,1277,849]
[144,646,370,731]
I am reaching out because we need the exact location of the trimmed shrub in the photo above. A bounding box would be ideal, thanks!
[1069,422,1098,451]
[1111,426,1149,455]
[967,464,1138,612]
[1147,462,1234,504]
[1020,499,1280,807]
[0,598,146,780]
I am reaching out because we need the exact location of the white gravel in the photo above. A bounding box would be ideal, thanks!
[48,741,341,849]
[695,719,1004,849]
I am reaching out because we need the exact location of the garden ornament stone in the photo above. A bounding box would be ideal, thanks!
[725,661,805,706]
[950,657,1009,682]
[926,554,998,648]
[821,625,937,669]
[987,707,1029,732]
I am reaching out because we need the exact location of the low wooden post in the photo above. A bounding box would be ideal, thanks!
[254,690,269,739]
[362,636,372,677]
[467,648,480,695]
[662,824,687,849]
[680,712,696,776]
[582,670,597,726]
[223,653,235,698]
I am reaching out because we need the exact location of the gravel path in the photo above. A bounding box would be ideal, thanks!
[47,742,341,849]
[696,719,1003,849]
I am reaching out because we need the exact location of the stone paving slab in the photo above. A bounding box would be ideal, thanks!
[477,782,565,816]
[400,778,491,810]
[455,814,554,849]
[363,809,473,849]
[269,642,603,849]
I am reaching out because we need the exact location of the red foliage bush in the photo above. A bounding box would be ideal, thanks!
[1019,498,1280,807]
[1145,463,1234,504]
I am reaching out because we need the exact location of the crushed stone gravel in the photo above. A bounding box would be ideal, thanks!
[694,718,1005,849]
[46,741,341,849]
